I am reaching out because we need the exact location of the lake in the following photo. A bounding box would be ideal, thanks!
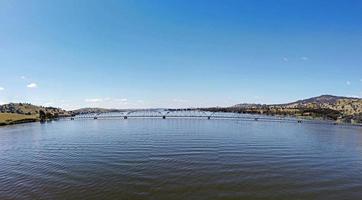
[1,118,362,199]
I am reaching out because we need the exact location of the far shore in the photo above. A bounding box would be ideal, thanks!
[1,111,361,128]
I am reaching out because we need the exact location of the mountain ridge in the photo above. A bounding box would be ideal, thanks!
[282,95,361,106]
[233,95,361,107]
[214,95,362,124]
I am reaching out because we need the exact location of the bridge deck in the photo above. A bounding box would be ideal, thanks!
[67,111,344,126]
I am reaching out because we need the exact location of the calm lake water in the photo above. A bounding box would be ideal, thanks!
[1,119,362,199]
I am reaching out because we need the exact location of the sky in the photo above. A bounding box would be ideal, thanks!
[0,0,362,109]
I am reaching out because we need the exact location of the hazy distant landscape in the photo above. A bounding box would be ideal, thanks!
[1,95,362,126]
[203,95,362,124]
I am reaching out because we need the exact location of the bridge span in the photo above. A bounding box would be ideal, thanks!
[69,109,338,125]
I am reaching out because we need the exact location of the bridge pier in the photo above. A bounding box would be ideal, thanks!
[207,116,211,120]
[124,116,128,119]
[297,120,302,123]
[162,116,166,119]
[71,117,74,120]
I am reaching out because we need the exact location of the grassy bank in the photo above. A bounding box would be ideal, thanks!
[0,113,38,126]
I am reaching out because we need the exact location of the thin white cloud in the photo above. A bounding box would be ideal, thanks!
[27,83,37,88]
[283,57,288,62]
[0,87,4,91]
[83,97,132,108]
[85,98,103,103]
[85,98,128,104]
[360,79,362,82]
[346,81,351,85]
[114,98,128,105]
[173,98,188,103]
[44,102,54,106]
[300,57,309,61]
[20,76,26,80]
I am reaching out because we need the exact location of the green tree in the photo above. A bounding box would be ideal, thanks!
[45,112,54,119]
[39,110,46,121]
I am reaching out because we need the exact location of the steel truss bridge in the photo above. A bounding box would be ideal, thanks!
[69,109,340,125]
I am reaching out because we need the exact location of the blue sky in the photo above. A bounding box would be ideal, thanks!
[0,0,362,109]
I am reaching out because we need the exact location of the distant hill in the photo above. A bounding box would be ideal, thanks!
[208,95,362,124]
[72,108,126,114]
[232,103,265,108]
[281,95,362,115]
[0,103,72,117]
[0,103,73,126]
[285,95,358,105]
[71,108,163,115]
[232,95,362,114]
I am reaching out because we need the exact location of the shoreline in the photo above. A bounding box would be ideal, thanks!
[0,113,39,127]
[1,112,361,128]
[0,118,39,127]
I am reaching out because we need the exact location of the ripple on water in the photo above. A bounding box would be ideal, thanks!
[0,119,362,199]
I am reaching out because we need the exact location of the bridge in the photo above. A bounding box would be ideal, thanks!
[69,109,340,125]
